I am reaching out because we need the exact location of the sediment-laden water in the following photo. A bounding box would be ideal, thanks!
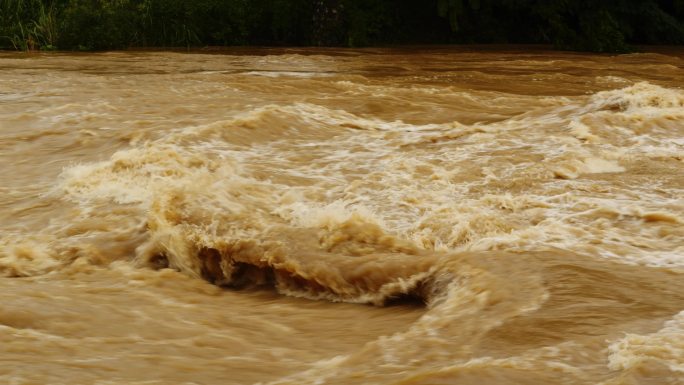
[1,48,683,385]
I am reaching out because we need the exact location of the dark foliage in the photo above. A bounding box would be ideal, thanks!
[1,0,683,51]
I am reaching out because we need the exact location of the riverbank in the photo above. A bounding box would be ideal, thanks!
[4,44,684,57]
[2,0,683,52]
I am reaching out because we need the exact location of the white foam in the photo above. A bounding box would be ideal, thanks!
[608,311,684,373]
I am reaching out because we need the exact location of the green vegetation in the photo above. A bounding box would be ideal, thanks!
[1,0,683,52]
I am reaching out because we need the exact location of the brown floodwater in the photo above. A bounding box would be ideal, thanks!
[1,47,683,385]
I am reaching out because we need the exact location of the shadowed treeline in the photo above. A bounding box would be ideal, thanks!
[1,0,684,52]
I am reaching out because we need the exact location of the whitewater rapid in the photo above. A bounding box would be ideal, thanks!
[1,48,683,385]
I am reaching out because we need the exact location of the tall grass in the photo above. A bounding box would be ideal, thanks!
[33,2,59,49]
[1,0,58,50]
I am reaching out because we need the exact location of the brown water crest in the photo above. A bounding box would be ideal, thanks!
[1,48,684,385]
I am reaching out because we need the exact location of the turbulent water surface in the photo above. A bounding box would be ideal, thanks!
[1,48,684,385]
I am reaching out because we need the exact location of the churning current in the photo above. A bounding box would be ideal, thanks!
[1,48,684,385]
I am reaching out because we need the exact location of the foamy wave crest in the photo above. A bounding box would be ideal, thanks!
[608,310,684,373]
[136,208,440,305]
[589,81,684,112]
